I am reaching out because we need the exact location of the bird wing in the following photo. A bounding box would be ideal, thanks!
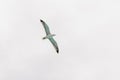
[49,38,59,53]
[40,19,51,35]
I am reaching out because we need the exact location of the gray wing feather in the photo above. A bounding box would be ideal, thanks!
[49,38,59,53]
[40,19,51,35]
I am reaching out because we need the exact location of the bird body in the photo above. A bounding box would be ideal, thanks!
[40,19,59,53]
[42,34,55,40]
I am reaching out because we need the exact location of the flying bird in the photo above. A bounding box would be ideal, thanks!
[40,19,59,53]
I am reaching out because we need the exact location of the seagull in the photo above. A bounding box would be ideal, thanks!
[40,19,59,53]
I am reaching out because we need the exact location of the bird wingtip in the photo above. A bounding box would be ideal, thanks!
[57,50,59,54]
[40,19,43,22]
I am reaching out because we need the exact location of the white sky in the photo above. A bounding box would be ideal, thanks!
[0,0,120,80]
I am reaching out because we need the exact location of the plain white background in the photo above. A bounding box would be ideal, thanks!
[0,0,120,80]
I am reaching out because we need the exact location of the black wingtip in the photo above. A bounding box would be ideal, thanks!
[40,19,43,22]
[57,50,59,54]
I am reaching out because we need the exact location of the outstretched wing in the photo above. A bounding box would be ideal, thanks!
[40,19,51,35]
[49,38,59,53]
